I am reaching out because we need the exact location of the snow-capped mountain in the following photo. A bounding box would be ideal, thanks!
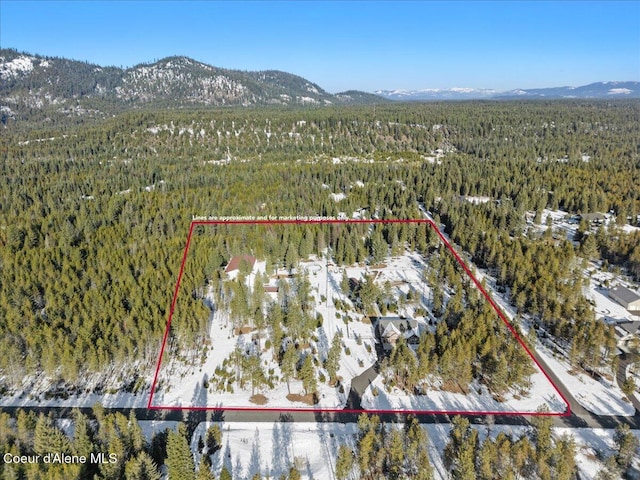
[374,87,499,101]
[376,82,640,101]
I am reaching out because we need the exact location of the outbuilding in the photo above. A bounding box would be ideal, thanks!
[609,286,640,313]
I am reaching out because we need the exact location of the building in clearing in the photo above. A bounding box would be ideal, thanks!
[374,317,420,352]
[224,255,257,279]
[579,212,608,225]
[609,285,640,313]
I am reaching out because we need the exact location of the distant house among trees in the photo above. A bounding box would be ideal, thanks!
[609,285,640,313]
[224,254,257,279]
[578,212,607,226]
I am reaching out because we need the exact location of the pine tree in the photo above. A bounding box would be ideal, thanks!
[128,409,146,455]
[206,425,222,453]
[299,354,317,396]
[369,226,387,264]
[72,409,95,458]
[99,434,126,480]
[124,451,162,480]
[220,465,232,480]
[15,409,36,450]
[34,413,71,456]
[621,376,636,399]
[335,445,354,480]
[166,424,196,480]
[444,416,478,480]
[341,271,350,297]
[551,435,576,480]
[386,429,404,479]
[244,353,266,395]
[613,423,639,471]
[325,335,342,383]
[281,345,298,394]
[357,426,377,477]
[196,455,216,480]
[288,465,301,480]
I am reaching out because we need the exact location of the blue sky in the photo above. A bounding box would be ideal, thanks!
[1,1,639,92]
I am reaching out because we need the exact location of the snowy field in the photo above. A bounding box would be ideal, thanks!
[187,421,639,480]
[361,362,567,414]
[537,347,635,416]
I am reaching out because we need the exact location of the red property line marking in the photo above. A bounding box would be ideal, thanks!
[429,225,572,417]
[148,219,570,417]
[147,222,196,409]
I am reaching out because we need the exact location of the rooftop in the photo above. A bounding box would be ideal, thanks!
[224,254,257,273]
[610,285,640,304]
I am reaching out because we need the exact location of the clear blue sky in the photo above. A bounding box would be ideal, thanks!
[1,1,639,92]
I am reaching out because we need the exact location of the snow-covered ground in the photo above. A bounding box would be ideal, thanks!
[525,209,577,241]
[583,265,640,324]
[538,347,634,416]
[621,223,640,234]
[555,428,640,480]
[0,363,153,408]
[192,422,359,480]
[361,362,567,414]
[153,239,567,415]
[187,421,639,480]
[139,420,180,440]
[192,421,449,480]
[462,195,492,205]
[153,253,382,410]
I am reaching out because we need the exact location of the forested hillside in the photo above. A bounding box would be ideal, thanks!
[0,49,387,131]
[0,100,639,392]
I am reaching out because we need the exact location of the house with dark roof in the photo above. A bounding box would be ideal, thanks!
[374,316,420,352]
[620,321,640,336]
[609,286,640,313]
[579,212,607,225]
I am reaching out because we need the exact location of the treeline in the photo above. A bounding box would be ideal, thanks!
[334,414,433,480]
[442,414,638,480]
[0,407,313,480]
[0,407,164,480]
[443,414,576,480]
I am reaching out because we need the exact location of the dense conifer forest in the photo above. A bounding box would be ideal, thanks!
[1,100,638,388]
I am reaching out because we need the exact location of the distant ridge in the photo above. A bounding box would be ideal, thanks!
[0,48,389,126]
[375,81,640,101]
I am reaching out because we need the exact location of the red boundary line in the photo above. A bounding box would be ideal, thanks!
[148,219,571,417]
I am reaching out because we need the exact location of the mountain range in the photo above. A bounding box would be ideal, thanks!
[375,82,640,101]
[0,48,388,127]
[1,48,638,127]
